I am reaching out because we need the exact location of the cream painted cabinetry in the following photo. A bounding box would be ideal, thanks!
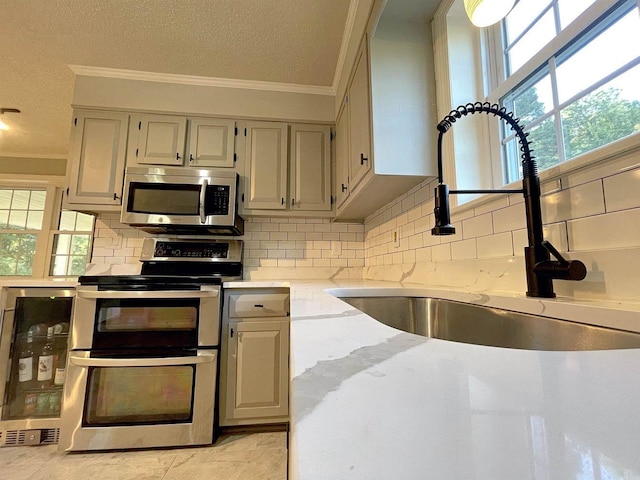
[335,100,350,210]
[242,121,289,210]
[64,110,129,211]
[240,121,332,216]
[334,4,438,221]
[220,287,290,426]
[128,114,236,168]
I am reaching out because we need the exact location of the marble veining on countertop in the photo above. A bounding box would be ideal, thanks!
[287,280,640,480]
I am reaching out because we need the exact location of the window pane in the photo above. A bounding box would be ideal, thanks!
[50,255,69,276]
[71,235,90,255]
[556,10,640,105]
[26,211,44,230]
[511,74,554,124]
[10,191,30,210]
[75,212,94,231]
[505,0,551,46]
[0,210,8,228]
[28,191,46,210]
[558,0,596,29]
[59,211,77,231]
[527,117,559,171]
[561,68,640,161]
[0,190,12,209]
[0,233,37,276]
[53,234,71,255]
[8,210,27,230]
[69,256,88,276]
[508,10,556,74]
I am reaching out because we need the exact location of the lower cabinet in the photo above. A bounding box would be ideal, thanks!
[219,287,290,426]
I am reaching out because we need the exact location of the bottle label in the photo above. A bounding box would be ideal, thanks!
[54,368,66,386]
[19,357,33,382]
[37,355,53,382]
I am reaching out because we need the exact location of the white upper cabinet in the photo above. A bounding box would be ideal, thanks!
[334,0,438,221]
[347,41,372,192]
[129,114,236,168]
[289,124,331,211]
[65,110,129,209]
[335,100,350,210]
[187,118,236,168]
[135,114,187,165]
[244,121,288,210]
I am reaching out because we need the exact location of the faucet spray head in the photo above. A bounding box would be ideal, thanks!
[431,184,456,235]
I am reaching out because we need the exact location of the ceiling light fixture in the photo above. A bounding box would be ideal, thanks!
[463,0,516,27]
[0,108,21,131]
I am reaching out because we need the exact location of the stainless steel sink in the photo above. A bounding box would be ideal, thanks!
[338,296,640,351]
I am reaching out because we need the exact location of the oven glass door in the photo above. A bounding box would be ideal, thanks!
[85,364,194,426]
[72,286,220,350]
[59,350,217,451]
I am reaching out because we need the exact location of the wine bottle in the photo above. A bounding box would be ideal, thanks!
[18,331,35,387]
[53,338,67,386]
[37,327,55,387]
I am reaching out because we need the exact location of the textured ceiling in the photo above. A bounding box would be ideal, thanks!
[0,0,351,158]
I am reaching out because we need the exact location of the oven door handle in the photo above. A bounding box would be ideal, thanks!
[76,289,219,300]
[68,352,217,368]
[199,178,208,224]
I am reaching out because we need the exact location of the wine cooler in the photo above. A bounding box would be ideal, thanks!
[0,287,75,446]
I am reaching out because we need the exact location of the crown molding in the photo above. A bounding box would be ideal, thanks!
[68,65,336,96]
[331,0,360,92]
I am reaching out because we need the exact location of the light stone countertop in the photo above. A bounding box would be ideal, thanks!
[287,280,640,480]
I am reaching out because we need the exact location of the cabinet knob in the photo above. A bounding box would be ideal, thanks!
[176,153,181,161]
[281,198,285,205]
[291,198,295,206]
[360,153,368,165]
[341,184,347,192]
[189,154,194,162]
[113,193,120,201]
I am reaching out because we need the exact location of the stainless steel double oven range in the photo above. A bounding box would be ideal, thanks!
[59,238,242,452]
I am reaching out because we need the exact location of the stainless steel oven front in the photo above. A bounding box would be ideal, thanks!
[59,283,221,452]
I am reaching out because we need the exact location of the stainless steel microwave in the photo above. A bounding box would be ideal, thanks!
[121,167,244,236]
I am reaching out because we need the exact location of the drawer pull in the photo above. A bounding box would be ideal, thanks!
[254,304,264,308]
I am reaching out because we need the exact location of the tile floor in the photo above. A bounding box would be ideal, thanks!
[0,431,287,480]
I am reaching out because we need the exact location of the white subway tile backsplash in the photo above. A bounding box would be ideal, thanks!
[567,208,640,251]
[541,180,605,223]
[477,232,513,258]
[431,244,451,261]
[462,213,493,239]
[451,239,477,260]
[603,167,640,212]
[492,203,526,233]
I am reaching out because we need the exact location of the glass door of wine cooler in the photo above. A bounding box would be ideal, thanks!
[0,287,75,446]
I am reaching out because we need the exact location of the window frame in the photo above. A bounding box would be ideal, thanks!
[432,0,640,212]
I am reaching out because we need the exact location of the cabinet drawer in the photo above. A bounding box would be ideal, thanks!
[227,293,290,318]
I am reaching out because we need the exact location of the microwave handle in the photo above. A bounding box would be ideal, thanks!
[69,351,217,368]
[199,178,208,224]
[76,289,219,300]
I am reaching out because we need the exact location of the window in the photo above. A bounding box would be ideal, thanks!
[0,186,95,277]
[0,188,47,275]
[493,0,640,183]
[49,211,94,276]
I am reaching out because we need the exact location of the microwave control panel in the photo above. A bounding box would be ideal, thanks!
[205,185,230,215]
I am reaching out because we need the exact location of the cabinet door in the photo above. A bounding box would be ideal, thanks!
[187,118,236,168]
[289,124,331,211]
[335,100,350,209]
[136,114,187,165]
[66,111,129,206]
[348,41,372,191]
[226,320,289,421]
[244,121,288,210]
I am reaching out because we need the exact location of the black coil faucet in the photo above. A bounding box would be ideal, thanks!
[431,102,587,298]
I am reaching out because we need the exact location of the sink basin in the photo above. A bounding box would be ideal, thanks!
[338,296,640,351]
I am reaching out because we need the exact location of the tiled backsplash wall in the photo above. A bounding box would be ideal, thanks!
[91,215,365,280]
[363,146,640,302]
